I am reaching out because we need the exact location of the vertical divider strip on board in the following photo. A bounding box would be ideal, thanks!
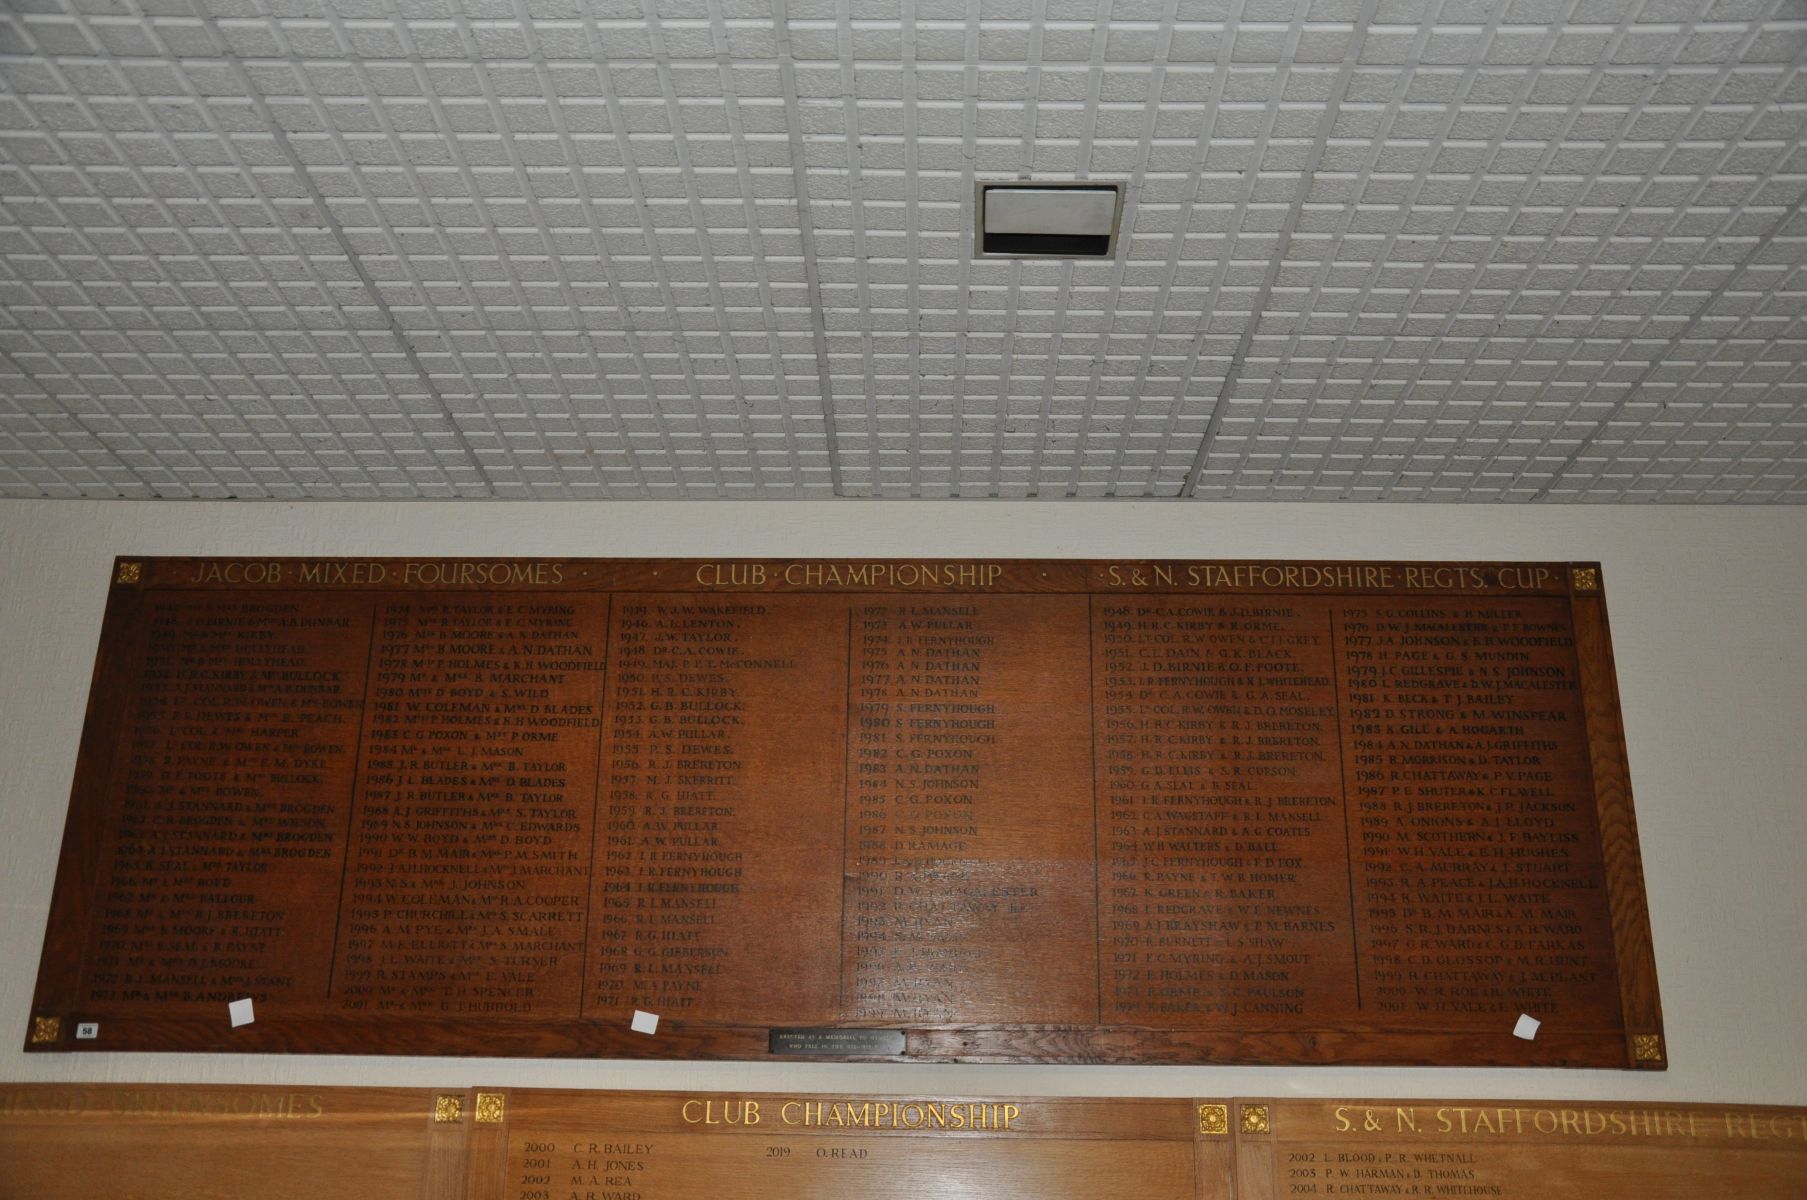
[464,1086,511,1200]
[1194,1098,1244,1200]
[1231,1098,1277,1200]
[424,1087,472,1200]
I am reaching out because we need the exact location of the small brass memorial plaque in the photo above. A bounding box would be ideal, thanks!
[770,1028,907,1056]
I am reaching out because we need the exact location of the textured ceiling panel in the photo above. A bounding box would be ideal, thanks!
[0,0,1802,500]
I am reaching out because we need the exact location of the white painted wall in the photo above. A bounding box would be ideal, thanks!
[1,499,1803,1106]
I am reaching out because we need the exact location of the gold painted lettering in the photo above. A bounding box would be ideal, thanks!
[694,562,767,587]
[190,561,284,585]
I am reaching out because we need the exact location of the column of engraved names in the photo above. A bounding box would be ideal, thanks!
[844,595,1095,1024]
[1094,597,1355,1025]
[587,596,843,1022]
[330,597,606,1017]
[85,595,370,1011]
[1272,1118,1516,1199]
[513,1130,652,1200]
[1335,597,1619,1022]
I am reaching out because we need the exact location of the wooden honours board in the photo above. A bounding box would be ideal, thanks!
[3,1085,1804,1199]
[0,1084,460,1200]
[1235,1097,1807,1199]
[26,557,1661,1067]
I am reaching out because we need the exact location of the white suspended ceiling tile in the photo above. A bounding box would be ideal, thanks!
[0,0,1803,499]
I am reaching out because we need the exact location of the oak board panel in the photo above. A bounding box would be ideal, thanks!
[478,1088,1202,1200]
[2,1087,1802,1199]
[25,557,1661,1067]
[0,1084,448,1200]
[1236,1097,1807,1199]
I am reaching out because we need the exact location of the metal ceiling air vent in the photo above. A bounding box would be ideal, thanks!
[976,181,1124,259]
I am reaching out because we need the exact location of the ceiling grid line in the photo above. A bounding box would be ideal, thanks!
[0,344,141,493]
[769,0,844,497]
[1509,53,1807,500]
[0,152,224,495]
[1280,1,1542,500]
[562,1,705,498]
[1142,5,1395,501]
[942,0,981,500]
[1378,0,1649,501]
[584,38,732,497]
[267,3,527,494]
[632,0,754,499]
[1100,1,1240,498]
[1055,0,1142,495]
[898,4,934,495]
[828,0,884,496]
[1709,316,1807,502]
[436,4,651,497]
[699,5,813,495]
[1156,10,1423,502]
[1654,316,1807,502]
[187,7,498,498]
[1139,6,1243,500]
[1470,9,1777,499]
[1078,0,1187,499]
[1180,0,1385,500]
[508,16,677,498]
[522,49,657,501]
[1326,3,1663,501]
[1040,0,1113,498]
[1532,186,1807,501]
[303,16,564,494]
[7,11,407,498]
[1166,13,1377,501]
[994,4,1044,500]
[1615,221,1807,501]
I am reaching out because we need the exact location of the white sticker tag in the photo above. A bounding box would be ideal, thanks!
[1513,1013,1541,1041]
[229,998,256,1028]
[630,1010,659,1036]
[75,1022,99,1040]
